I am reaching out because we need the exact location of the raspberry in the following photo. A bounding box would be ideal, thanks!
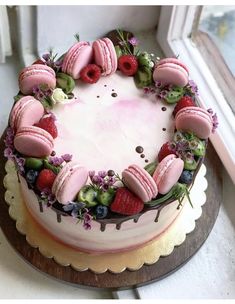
[35,116,58,139]
[173,96,195,117]
[158,142,177,162]
[118,55,138,76]
[110,188,144,215]
[80,64,101,84]
[36,169,56,191]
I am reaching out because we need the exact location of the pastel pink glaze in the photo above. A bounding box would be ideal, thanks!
[175,106,213,139]
[52,161,88,205]
[10,96,44,132]
[93,38,117,76]
[62,41,93,79]
[122,164,158,202]
[14,126,54,157]
[153,154,184,195]
[19,64,56,95]
[153,58,189,87]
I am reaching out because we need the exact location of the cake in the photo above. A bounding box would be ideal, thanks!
[4,29,218,254]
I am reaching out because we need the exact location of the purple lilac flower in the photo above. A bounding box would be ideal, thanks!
[188,80,199,95]
[83,211,92,230]
[207,108,219,132]
[128,37,139,46]
[40,188,56,207]
[89,171,95,179]
[49,156,64,166]
[4,147,14,160]
[155,80,162,88]
[61,154,72,162]
[98,170,107,178]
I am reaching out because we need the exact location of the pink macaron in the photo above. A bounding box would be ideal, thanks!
[153,58,189,87]
[19,64,56,95]
[9,96,44,132]
[14,126,54,157]
[52,161,88,205]
[62,41,93,79]
[122,164,158,202]
[153,154,184,195]
[93,38,117,76]
[175,106,213,139]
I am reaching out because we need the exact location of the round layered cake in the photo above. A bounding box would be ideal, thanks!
[5,29,217,253]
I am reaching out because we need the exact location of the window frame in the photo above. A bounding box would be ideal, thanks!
[157,5,235,184]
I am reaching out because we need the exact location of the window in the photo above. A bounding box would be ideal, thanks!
[157,6,235,184]
[192,6,235,114]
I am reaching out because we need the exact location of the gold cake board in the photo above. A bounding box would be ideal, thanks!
[3,159,208,274]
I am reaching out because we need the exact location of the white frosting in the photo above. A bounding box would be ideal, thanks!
[19,72,180,253]
[52,72,175,175]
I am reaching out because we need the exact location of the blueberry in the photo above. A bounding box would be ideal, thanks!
[179,170,193,184]
[26,169,39,185]
[95,205,108,219]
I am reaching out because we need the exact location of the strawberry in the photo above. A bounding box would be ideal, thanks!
[36,169,56,191]
[118,55,138,76]
[110,188,144,215]
[173,96,195,117]
[80,64,101,84]
[32,59,45,65]
[158,141,177,162]
[35,116,58,139]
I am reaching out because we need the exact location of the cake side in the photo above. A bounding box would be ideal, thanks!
[20,174,183,253]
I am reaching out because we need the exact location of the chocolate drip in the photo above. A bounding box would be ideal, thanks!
[100,222,106,232]
[116,223,121,230]
[38,201,43,213]
[133,216,140,223]
[154,210,161,222]
[56,212,62,223]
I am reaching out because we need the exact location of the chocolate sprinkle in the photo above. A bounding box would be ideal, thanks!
[162,128,166,131]
[145,159,149,163]
[111,93,117,97]
[104,84,107,87]
[140,154,145,158]
[112,89,115,91]
[51,151,56,156]
[135,146,144,153]
[97,95,100,98]
[161,107,167,111]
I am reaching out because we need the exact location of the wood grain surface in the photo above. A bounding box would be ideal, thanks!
[0,130,222,290]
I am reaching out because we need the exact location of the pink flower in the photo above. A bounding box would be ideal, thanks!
[128,37,139,46]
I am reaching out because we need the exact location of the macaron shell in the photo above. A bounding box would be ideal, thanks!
[53,162,88,204]
[153,154,184,195]
[153,63,188,87]
[93,38,117,76]
[129,164,158,199]
[102,38,117,74]
[156,58,189,74]
[175,107,213,139]
[10,96,33,130]
[14,126,54,157]
[122,170,150,202]
[19,65,56,95]
[14,97,44,131]
[62,42,93,79]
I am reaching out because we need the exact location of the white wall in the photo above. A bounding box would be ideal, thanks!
[37,5,160,56]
